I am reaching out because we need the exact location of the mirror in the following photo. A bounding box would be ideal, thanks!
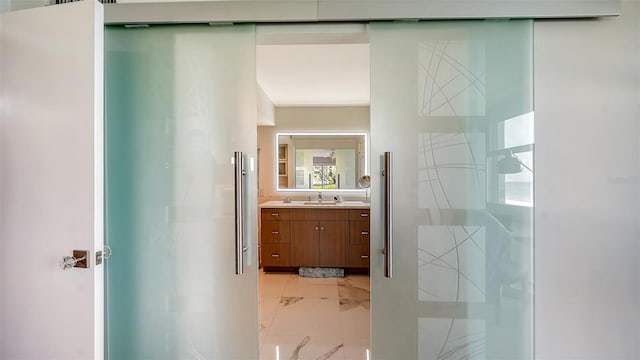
[277,132,368,191]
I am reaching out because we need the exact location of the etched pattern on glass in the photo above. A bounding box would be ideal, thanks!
[418,133,486,211]
[418,226,486,302]
[419,318,486,360]
[417,132,488,359]
[418,40,486,117]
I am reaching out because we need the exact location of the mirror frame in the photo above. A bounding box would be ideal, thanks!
[276,132,369,192]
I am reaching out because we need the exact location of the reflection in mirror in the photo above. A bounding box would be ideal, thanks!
[358,175,371,202]
[277,132,368,191]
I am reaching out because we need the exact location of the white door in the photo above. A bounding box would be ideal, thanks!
[104,24,259,359]
[369,21,535,359]
[0,1,104,359]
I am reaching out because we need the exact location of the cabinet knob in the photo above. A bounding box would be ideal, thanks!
[315,226,319,230]
[320,226,325,230]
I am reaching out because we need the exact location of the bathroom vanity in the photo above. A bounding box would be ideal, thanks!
[259,201,370,272]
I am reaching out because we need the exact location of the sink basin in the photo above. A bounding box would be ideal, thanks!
[303,201,337,205]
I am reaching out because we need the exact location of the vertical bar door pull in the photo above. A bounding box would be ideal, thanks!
[383,152,393,278]
[234,151,246,275]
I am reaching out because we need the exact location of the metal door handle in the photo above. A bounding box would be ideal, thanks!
[272,231,279,235]
[61,250,90,270]
[360,213,369,217]
[234,151,246,275]
[360,255,369,259]
[271,213,279,216]
[361,231,369,235]
[271,254,280,257]
[383,151,393,278]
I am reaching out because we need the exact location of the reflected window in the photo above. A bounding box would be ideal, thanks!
[504,150,533,206]
[489,112,534,207]
[504,113,534,148]
[312,155,337,189]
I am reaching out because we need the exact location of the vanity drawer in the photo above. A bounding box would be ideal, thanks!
[261,244,290,267]
[261,208,290,221]
[348,244,370,268]
[289,208,348,221]
[261,221,290,244]
[349,209,370,221]
[349,221,370,245]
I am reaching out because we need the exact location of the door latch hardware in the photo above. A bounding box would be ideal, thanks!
[95,245,112,266]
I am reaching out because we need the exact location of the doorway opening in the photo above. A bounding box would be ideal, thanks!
[255,23,371,360]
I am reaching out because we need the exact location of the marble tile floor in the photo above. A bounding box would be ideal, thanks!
[259,270,370,360]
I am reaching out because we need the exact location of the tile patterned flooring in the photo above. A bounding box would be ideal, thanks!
[259,270,370,360]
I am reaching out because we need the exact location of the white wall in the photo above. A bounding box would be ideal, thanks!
[274,106,370,132]
[257,84,275,126]
[534,1,640,358]
[0,0,49,12]
[258,126,276,203]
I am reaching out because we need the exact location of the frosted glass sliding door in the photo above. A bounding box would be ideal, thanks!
[370,21,534,359]
[105,25,258,359]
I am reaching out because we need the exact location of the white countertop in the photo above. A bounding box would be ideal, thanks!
[259,200,370,209]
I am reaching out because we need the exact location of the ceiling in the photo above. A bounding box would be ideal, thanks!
[256,25,370,107]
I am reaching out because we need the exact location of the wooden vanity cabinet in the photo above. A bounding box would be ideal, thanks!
[290,209,348,267]
[260,207,369,271]
[348,209,370,268]
[317,221,349,267]
[261,243,290,267]
[289,220,319,266]
[260,209,290,267]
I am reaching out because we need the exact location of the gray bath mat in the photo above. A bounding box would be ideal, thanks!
[299,267,345,278]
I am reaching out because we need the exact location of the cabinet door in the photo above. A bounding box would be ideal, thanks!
[290,220,320,266]
[319,221,349,267]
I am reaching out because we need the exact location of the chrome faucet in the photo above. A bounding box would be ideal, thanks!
[317,192,323,203]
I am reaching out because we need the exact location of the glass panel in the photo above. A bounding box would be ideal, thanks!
[370,21,533,359]
[105,24,258,359]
